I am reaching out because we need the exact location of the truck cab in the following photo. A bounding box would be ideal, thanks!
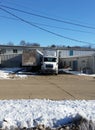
[41,50,58,75]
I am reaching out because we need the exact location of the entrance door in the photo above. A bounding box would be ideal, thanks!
[73,60,78,71]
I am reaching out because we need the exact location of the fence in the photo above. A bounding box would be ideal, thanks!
[0,54,22,67]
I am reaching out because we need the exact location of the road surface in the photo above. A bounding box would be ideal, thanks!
[0,74,95,100]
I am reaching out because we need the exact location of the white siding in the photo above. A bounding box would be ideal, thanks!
[59,50,95,58]
[73,50,95,56]
[59,50,69,57]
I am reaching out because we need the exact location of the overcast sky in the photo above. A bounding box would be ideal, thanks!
[0,0,95,47]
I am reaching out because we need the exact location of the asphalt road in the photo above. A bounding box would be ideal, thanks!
[0,74,95,100]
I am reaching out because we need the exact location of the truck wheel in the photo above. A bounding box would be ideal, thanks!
[55,71,58,75]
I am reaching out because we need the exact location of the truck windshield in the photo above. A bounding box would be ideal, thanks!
[44,57,57,62]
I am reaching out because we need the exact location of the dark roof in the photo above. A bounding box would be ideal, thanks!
[0,45,95,51]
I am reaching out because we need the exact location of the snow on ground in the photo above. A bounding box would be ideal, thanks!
[0,69,9,79]
[0,68,95,80]
[0,68,28,79]
[59,68,95,77]
[0,99,95,129]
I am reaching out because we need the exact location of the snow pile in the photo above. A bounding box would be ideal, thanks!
[0,69,9,79]
[0,68,95,79]
[59,69,95,77]
[0,99,95,129]
[0,68,27,79]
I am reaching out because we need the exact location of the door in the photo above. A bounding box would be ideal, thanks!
[73,60,78,71]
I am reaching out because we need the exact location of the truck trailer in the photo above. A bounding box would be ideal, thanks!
[22,49,43,72]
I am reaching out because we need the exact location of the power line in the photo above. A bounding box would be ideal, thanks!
[0,7,95,46]
[0,15,17,20]
[0,15,94,35]
[1,0,92,26]
[1,4,95,30]
[29,22,95,34]
[0,0,47,15]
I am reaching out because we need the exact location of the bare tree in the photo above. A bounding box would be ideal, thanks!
[31,43,40,47]
[19,40,40,47]
[51,44,56,47]
[7,42,14,46]
[20,40,26,46]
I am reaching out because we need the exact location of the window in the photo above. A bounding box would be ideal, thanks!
[13,49,18,53]
[44,57,57,62]
[69,50,73,56]
[0,49,6,54]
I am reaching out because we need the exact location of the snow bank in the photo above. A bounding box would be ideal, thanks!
[0,68,95,80]
[0,99,95,129]
[59,69,95,77]
[0,69,9,79]
[0,68,27,79]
